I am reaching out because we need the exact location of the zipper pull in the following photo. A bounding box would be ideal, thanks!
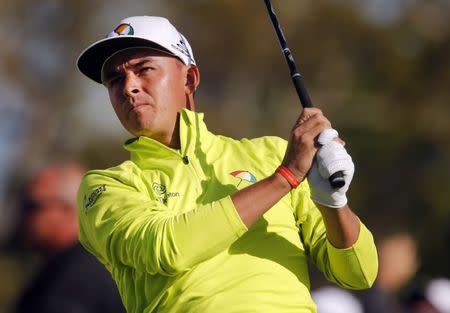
[182,155,189,164]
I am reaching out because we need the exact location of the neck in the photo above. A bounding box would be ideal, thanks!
[154,116,181,149]
[167,128,181,149]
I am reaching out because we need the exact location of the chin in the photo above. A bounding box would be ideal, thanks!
[126,115,155,136]
[129,124,155,138]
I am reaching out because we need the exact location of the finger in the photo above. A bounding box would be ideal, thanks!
[317,129,346,146]
[315,136,346,149]
[294,108,323,126]
[317,129,338,145]
[293,115,331,139]
[317,141,353,177]
[334,138,345,146]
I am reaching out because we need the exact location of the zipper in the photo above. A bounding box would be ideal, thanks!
[180,154,202,193]
[160,145,202,193]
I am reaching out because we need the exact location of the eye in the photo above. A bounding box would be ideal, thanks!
[139,67,155,75]
[105,75,123,88]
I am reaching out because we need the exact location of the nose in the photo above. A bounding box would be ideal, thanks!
[123,73,141,97]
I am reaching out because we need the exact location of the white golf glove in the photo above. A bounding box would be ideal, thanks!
[307,128,355,208]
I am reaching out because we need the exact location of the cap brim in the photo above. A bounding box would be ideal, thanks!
[77,36,173,84]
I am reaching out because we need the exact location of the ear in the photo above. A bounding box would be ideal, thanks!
[185,65,200,95]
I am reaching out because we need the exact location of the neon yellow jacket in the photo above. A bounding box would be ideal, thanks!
[77,109,378,313]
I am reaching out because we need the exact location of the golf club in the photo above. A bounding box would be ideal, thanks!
[263,0,345,189]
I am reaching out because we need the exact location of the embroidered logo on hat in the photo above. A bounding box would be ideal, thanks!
[114,23,134,35]
[171,34,194,64]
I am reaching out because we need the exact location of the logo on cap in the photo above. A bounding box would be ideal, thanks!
[114,23,134,36]
[171,34,194,64]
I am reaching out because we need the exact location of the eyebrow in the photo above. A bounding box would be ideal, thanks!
[130,59,155,69]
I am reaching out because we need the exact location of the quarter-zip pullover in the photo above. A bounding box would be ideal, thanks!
[77,108,378,313]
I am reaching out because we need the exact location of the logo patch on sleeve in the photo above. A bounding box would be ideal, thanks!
[83,185,106,212]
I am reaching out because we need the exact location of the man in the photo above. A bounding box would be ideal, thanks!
[13,163,126,313]
[362,232,420,313]
[76,16,378,313]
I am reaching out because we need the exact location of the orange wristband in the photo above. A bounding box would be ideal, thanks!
[276,165,302,189]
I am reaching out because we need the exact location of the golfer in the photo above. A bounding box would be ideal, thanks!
[76,16,378,313]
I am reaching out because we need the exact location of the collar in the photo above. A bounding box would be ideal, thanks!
[123,108,211,161]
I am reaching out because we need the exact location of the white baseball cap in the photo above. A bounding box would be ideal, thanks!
[77,16,196,84]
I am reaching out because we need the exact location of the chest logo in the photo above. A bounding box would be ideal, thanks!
[152,182,166,195]
[152,182,180,204]
[230,170,257,187]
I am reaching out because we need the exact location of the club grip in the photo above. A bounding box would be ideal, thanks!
[291,74,313,108]
[329,171,345,189]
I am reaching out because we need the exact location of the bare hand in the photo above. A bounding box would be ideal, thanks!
[282,108,331,180]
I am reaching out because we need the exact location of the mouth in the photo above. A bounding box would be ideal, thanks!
[126,103,147,114]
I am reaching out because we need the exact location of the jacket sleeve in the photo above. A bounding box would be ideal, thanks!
[77,170,247,277]
[292,182,378,290]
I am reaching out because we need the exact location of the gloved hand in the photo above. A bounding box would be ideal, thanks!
[307,129,354,208]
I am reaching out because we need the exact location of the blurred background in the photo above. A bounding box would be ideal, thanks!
[0,0,449,312]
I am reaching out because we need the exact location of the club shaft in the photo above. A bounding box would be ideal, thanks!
[263,0,345,189]
[263,0,313,108]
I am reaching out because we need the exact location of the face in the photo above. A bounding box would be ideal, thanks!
[23,168,80,253]
[102,48,193,145]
